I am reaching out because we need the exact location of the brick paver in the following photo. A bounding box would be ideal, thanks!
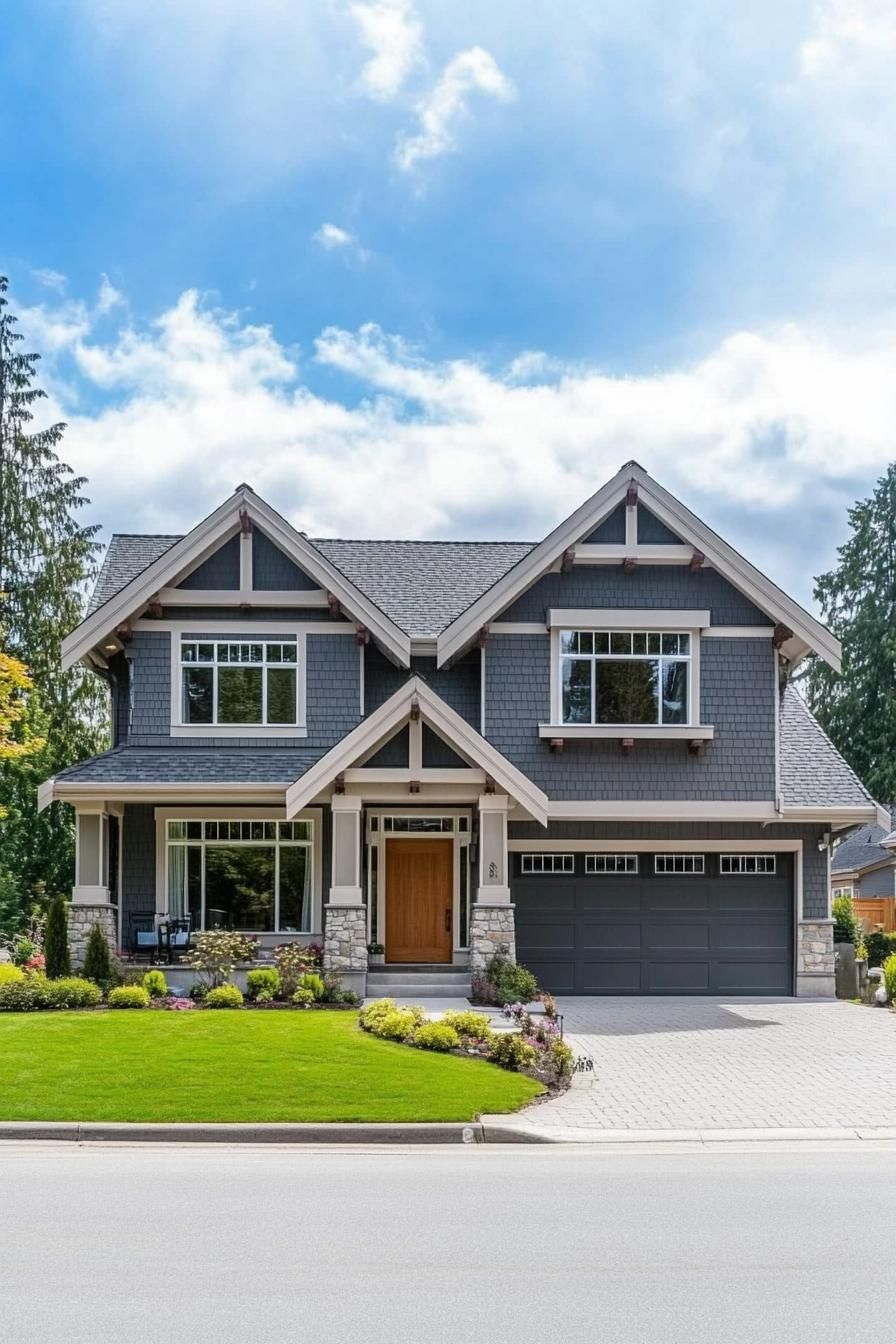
[515,998,896,1133]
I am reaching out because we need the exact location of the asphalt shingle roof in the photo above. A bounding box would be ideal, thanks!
[87,534,535,637]
[831,810,896,873]
[778,685,877,811]
[54,746,320,785]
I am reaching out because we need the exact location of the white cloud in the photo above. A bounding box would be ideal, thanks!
[96,275,125,314]
[16,288,896,601]
[313,223,355,250]
[395,46,516,172]
[800,0,896,76]
[31,268,68,293]
[350,0,422,99]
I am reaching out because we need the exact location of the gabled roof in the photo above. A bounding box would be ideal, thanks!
[435,461,843,670]
[89,535,181,613]
[284,675,549,824]
[831,814,896,875]
[63,487,414,670]
[778,686,887,823]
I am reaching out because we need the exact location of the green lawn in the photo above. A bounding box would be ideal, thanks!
[0,1010,543,1123]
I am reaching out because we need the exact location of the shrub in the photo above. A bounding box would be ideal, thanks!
[0,975,51,1011]
[832,894,859,946]
[108,985,150,1009]
[185,931,257,989]
[359,998,399,1030]
[488,1033,537,1070]
[292,987,315,1007]
[374,1009,422,1041]
[143,970,168,999]
[485,955,539,1007]
[305,942,325,968]
[205,984,244,1009]
[246,968,281,1000]
[274,943,317,997]
[442,1010,494,1043]
[866,931,896,968]
[544,1039,574,1083]
[44,977,103,1009]
[188,981,208,1002]
[359,999,425,1036]
[299,972,325,1001]
[413,1022,460,1052]
[43,897,71,980]
[339,990,360,1005]
[82,923,114,988]
[0,964,24,987]
[883,953,896,1003]
[12,936,38,967]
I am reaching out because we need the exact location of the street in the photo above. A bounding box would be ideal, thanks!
[2,1143,894,1343]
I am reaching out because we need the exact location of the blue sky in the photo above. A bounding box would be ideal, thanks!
[3,0,895,606]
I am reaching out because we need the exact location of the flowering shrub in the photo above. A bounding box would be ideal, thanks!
[166,996,195,1010]
[274,943,319,996]
[489,1033,537,1070]
[292,987,315,1007]
[306,942,325,967]
[185,931,257,989]
[24,954,46,972]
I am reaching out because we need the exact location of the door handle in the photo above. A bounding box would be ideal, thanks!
[445,908,452,933]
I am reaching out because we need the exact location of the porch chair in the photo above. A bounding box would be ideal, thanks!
[129,911,161,963]
[159,917,192,964]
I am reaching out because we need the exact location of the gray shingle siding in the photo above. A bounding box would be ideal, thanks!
[366,726,410,767]
[253,529,320,590]
[638,507,683,544]
[178,534,240,589]
[484,634,775,801]
[422,724,467,767]
[857,864,895,897]
[507,820,830,920]
[364,646,481,728]
[584,504,626,543]
[499,566,769,624]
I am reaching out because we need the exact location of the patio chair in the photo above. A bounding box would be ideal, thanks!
[159,918,192,964]
[129,911,161,963]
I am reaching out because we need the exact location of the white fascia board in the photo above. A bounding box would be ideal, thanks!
[547,800,780,821]
[37,778,56,813]
[782,804,889,827]
[284,675,549,824]
[547,608,711,629]
[63,488,412,672]
[436,461,841,671]
[43,781,288,806]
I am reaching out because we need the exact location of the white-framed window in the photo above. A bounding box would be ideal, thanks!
[720,854,777,875]
[559,630,691,726]
[585,854,639,874]
[832,884,854,899]
[520,853,575,874]
[655,854,705,875]
[180,639,298,726]
[165,817,313,933]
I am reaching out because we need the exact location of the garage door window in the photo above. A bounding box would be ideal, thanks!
[655,854,705,874]
[520,854,574,874]
[585,854,639,873]
[720,854,776,874]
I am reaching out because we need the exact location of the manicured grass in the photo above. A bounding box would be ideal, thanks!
[0,1010,543,1123]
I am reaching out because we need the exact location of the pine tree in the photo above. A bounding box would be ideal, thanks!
[43,895,71,979]
[82,920,113,987]
[0,275,109,929]
[803,464,896,801]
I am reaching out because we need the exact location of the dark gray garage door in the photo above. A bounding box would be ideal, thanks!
[513,853,794,995]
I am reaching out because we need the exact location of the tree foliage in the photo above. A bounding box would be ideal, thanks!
[803,465,896,802]
[43,895,71,979]
[0,275,109,930]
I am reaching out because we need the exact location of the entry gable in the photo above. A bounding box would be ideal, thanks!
[436,461,841,671]
[62,485,412,672]
[284,676,549,824]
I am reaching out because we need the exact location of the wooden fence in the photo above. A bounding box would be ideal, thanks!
[854,897,896,933]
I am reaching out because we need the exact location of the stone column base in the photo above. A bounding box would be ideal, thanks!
[796,920,835,997]
[470,904,516,974]
[68,904,118,969]
[323,904,368,997]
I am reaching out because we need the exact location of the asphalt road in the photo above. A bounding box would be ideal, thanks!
[2,1143,893,1344]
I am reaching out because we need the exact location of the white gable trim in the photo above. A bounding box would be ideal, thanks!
[435,462,841,671]
[62,488,412,672]
[284,676,549,825]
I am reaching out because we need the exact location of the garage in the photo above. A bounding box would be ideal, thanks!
[512,851,794,995]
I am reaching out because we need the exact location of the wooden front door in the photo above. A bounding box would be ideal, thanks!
[385,839,453,963]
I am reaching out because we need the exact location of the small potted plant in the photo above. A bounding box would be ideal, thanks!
[367,942,385,966]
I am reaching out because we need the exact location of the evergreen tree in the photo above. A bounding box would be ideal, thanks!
[804,464,896,801]
[0,275,108,929]
[43,895,71,979]
[82,920,113,987]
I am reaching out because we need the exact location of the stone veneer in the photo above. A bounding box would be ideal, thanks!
[470,904,516,973]
[796,920,835,997]
[68,903,118,968]
[323,904,368,974]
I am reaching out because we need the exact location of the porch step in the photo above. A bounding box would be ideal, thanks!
[366,984,471,999]
[366,967,471,999]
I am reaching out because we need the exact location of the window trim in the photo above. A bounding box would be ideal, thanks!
[655,854,705,875]
[169,629,309,737]
[720,854,777,875]
[557,627,693,728]
[585,853,639,874]
[520,853,575,874]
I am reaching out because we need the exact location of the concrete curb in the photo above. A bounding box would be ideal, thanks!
[0,1120,549,1145]
[479,1121,896,1146]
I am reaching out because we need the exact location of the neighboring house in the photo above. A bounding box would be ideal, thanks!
[40,461,886,998]
[831,811,896,932]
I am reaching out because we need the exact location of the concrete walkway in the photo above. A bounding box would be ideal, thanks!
[493,997,896,1140]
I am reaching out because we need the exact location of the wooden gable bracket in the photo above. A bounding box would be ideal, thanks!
[333,772,346,795]
[115,622,133,643]
[549,737,564,754]
[409,694,421,722]
[238,508,253,535]
[773,623,794,650]
[625,481,638,508]
[355,625,369,646]
[146,597,163,619]
[477,625,490,649]
[327,593,341,619]
[484,775,496,794]
[560,547,576,573]
[408,779,421,795]
[620,737,635,754]
[689,551,705,573]
[622,557,638,574]
[689,739,705,756]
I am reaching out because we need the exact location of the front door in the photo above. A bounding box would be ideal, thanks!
[385,839,453,963]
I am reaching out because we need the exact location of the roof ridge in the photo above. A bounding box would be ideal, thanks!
[314,538,537,546]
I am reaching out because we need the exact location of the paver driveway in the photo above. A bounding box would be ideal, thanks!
[501,997,896,1136]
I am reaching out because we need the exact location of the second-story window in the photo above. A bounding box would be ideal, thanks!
[560,630,690,726]
[180,640,298,726]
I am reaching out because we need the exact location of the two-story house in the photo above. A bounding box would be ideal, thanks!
[40,461,884,999]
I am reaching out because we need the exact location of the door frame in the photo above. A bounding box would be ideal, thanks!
[366,810,472,961]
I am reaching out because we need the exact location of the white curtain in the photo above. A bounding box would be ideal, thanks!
[167,845,186,919]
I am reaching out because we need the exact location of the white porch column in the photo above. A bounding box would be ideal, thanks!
[323,795,367,987]
[472,794,515,971]
[70,804,118,968]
